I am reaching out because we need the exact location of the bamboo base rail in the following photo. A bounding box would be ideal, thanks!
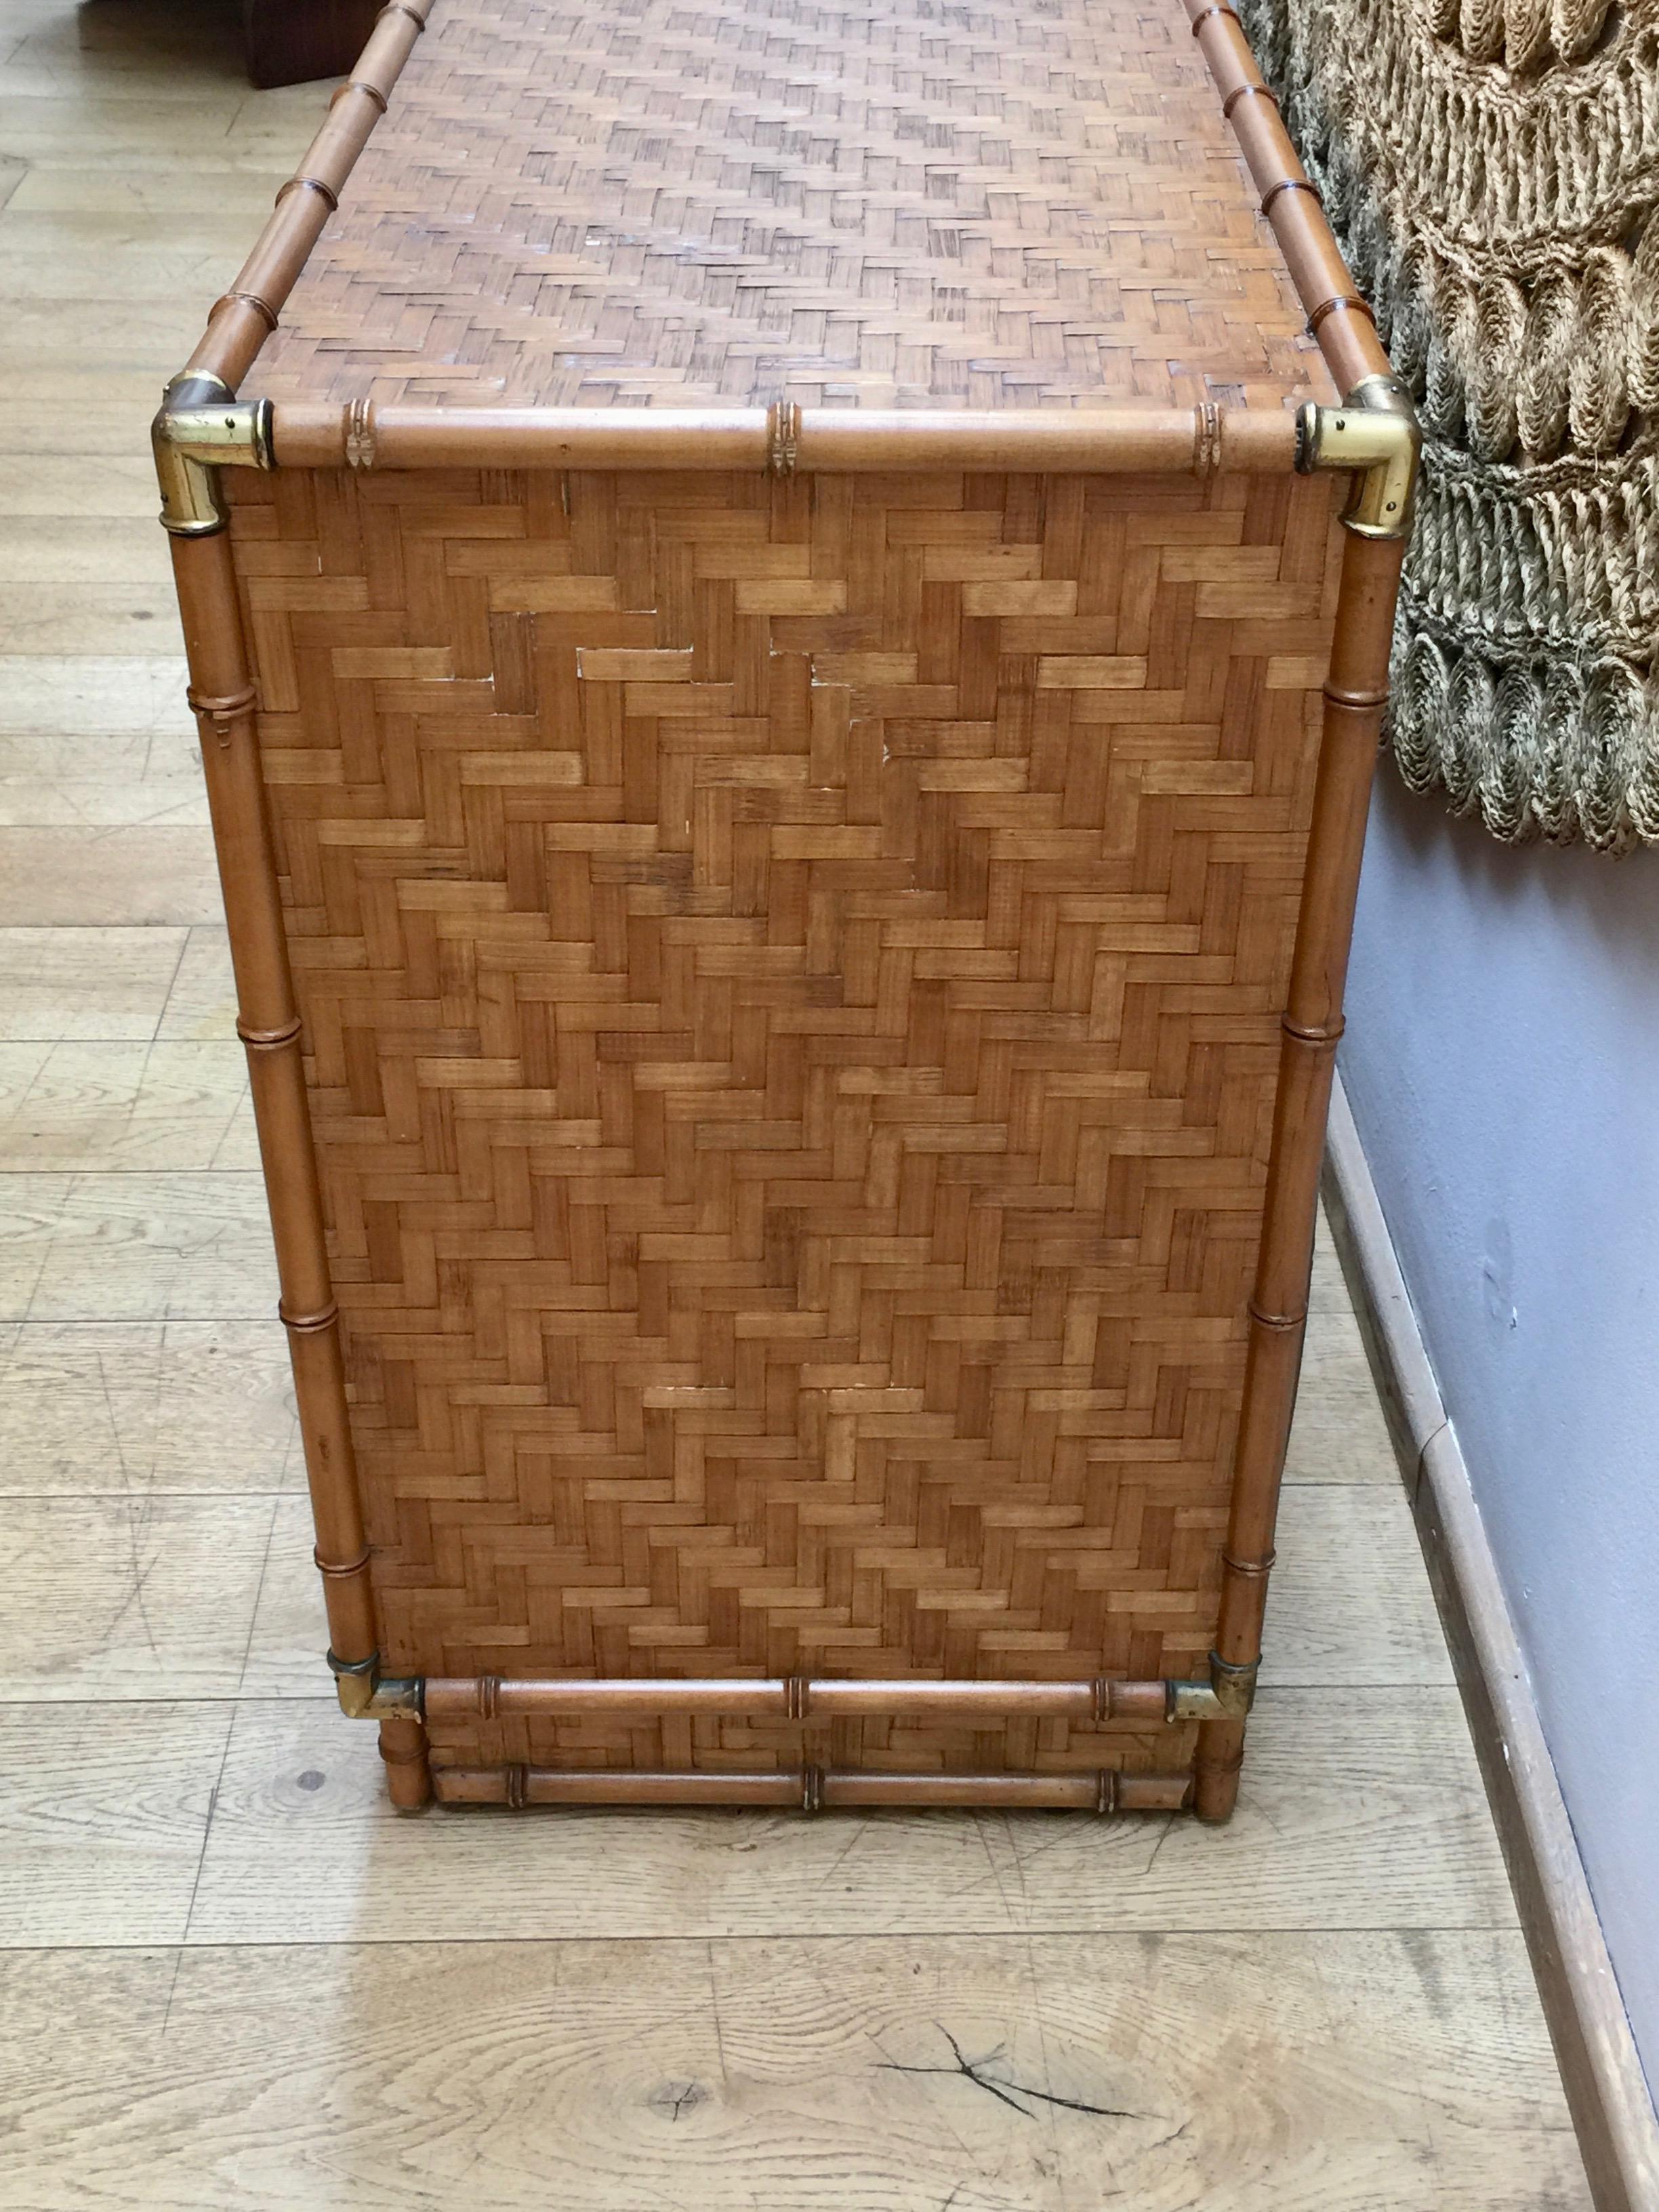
[432,1768,1196,1812]
[418,1672,1250,1728]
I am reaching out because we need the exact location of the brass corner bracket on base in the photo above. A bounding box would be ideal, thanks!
[1168,1652,1259,1721]
[328,1650,424,1721]
[1294,373,1420,541]
[152,371,276,537]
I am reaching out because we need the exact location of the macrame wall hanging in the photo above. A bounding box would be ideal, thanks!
[1242,0,1659,850]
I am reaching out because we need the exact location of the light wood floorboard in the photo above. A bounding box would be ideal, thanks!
[0,1688,1513,1950]
[0,1,1592,2203]
[183,1689,1514,1946]
[7,167,293,213]
[0,1702,230,1946]
[0,447,171,496]
[0,1319,301,1494]
[0,1492,278,1698]
[0,515,173,581]
[0,825,223,922]
[0,653,192,732]
[0,581,184,654]
[0,926,190,1038]
[1283,1216,1397,1483]
[0,773,210,827]
[0,1934,1589,2212]
[0,1170,278,1319]
[0,1041,255,1169]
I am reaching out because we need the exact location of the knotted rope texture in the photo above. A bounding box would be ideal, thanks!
[1243,0,1659,849]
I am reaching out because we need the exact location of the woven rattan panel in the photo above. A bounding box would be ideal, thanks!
[245,0,1332,412]
[229,454,1340,1776]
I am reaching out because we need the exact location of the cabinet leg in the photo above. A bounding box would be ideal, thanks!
[1193,1718,1245,1822]
[378,1715,433,1811]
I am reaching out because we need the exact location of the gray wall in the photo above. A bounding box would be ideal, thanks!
[1340,767,1659,2095]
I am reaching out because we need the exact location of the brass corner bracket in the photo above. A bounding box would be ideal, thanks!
[1294,373,1420,541]
[152,371,276,537]
[1166,1652,1259,1723]
[328,1650,424,1722]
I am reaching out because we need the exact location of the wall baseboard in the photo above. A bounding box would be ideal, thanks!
[1322,1073,1658,2212]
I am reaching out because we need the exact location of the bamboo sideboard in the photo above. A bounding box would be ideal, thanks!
[155,0,1416,1818]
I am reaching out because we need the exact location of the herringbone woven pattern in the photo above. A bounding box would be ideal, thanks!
[245,0,1332,413]
[230,454,1340,1775]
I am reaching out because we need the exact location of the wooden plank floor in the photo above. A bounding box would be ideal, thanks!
[0,4,1593,2205]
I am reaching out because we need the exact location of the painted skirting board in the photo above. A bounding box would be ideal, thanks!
[1322,1072,1659,2212]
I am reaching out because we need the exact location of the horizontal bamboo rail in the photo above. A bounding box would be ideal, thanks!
[270,401,1299,476]
[419,1673,1233,1727]
[1187,0,1390,398]
[432,1767,1195,1812]
[186,0,434,391]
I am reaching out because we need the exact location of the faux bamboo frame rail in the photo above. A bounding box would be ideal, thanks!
[155,0,1415,1818]
[432,1767,1198,1811]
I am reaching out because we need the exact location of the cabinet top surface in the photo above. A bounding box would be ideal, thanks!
[245,0,1330,413]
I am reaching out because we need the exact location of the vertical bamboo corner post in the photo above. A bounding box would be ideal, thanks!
[157,470,432,1811]
[153,0,440,1812]
[1185,0,1416,1818]
[152,0,1416,1818]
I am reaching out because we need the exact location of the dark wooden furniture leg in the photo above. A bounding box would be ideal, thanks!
[241,0,381,88]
